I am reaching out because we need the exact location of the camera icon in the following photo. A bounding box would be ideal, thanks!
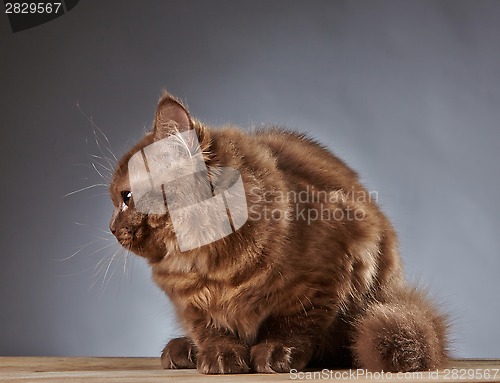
[128,130,248,251]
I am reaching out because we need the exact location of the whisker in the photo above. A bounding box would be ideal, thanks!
[77,102,118,162]
[63,183,108,197]
[72,222,113,235]
[91,119,118,162]
[56,263,112,278]
[94,235,112,241]
[92,162,111,182]
[93,131,115,172]
[77,103,116,171]
[89,156,113,173]
[128,248,135,284]
[106,254,123,294]
[123,249,129,276]
[92,256,112,278]
[101,248,123,292]
[113,249,131,299]
[90,251,119,291]
[56,239,100,261]
[88,154,114,170]
[81,242,116,261]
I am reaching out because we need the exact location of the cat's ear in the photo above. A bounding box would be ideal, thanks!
[153,91,192,140]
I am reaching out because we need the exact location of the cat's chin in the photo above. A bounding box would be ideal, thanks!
[114,234,142,256]
[117,239,133,249]
[126,240,170,264]
[113,231,134,249]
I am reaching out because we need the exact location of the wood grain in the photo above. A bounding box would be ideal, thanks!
[0,357,499,382]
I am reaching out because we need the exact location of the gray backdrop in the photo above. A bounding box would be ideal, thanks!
[0,1,499,358]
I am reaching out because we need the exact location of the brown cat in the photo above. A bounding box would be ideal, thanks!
[109,92,448,374]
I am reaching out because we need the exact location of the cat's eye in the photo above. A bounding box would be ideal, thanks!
[121,190,132,207]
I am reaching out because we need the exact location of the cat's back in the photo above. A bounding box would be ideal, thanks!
[252,128,359,191]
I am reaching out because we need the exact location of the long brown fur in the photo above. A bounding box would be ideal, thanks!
[109,92,448,374]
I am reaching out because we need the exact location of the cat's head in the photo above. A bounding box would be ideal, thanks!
[108,92,209,262]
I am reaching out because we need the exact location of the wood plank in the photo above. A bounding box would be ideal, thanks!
[0,357,499,382]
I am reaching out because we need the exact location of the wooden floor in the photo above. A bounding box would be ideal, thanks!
[0,357,499,382]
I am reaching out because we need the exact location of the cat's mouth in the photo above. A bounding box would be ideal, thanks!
[114,228,135,248]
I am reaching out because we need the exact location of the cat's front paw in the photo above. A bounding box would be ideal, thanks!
[251,341,311,373]
[161,337,197,369]
[197,341,250,374]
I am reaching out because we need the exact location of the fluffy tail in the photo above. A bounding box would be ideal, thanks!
[351,287,449,372]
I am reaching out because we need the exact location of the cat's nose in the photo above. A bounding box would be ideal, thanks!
[110,210,119,234]
[109,221,117,234]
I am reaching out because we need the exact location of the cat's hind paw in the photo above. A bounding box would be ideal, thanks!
[352,299,448,372]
